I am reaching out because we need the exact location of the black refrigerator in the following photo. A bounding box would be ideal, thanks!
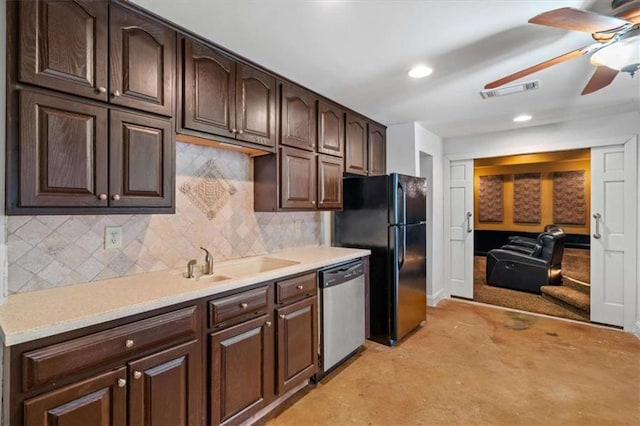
[334,173,427,346]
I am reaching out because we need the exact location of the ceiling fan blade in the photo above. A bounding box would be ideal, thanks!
[484,48,586,89]
[581,66,619,95]
[529,7,632,33]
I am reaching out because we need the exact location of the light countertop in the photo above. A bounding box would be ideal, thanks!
[0,246,369,346]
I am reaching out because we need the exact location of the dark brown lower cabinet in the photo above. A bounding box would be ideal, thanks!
[210,314,274,425]
[23,367,127,426]
[129,340,202,426]
[276,296,318,394]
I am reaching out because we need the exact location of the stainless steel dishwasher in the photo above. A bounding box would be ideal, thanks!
[314,259,365,381]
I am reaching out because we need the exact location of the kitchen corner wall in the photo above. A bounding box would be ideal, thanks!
[6,142,321,294]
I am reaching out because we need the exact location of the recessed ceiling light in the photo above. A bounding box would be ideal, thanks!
[408,65,433,79]
[513,114,532,122]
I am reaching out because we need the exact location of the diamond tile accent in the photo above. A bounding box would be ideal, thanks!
[6,143,321,294]
[179,160,237,220]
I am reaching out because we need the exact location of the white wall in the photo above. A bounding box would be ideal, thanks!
[387,122,445,306]
[443,111,640,333]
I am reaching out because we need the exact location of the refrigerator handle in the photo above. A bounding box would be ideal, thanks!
[398,227,405,269]
[397,181,406,225]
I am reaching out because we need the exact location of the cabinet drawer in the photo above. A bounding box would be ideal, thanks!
[209,286,269,328]
[276,272,317,305]
[22,306,198,392]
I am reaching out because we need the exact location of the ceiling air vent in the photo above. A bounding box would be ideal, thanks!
[480,80,540,99]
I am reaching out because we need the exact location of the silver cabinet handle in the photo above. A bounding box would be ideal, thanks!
[279,314,286,319]
[466,212,472,233]
[125,339,134,348]
[593,213,602,239]
[133,371,142,380]
[231,128,237,133]
[265,321,272,327]
[98,194,107,200]
[113,194,120,201]
[112,89,121,97]
[97,86,107,94]
[237,129,244,134]
[240,303,248,308]
[117,378,126,387]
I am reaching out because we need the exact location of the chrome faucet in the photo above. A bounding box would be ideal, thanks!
[200,247,214,275]
[184,259,197,279]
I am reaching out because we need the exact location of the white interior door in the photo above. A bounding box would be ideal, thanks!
[448,160,474,299]
[590,142,637,328]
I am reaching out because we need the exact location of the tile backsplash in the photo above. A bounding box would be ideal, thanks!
[7,142,321,294]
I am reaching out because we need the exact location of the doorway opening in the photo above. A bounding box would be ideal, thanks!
[472,149,591,322]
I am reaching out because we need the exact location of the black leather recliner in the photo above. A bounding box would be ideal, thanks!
[485,228,565,294]
[506,224,563,250]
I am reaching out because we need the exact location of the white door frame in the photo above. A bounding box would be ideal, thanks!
[444,135,638,332]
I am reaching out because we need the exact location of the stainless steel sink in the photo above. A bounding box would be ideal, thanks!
[214,257,299,277]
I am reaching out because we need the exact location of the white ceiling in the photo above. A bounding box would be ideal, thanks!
[133,0,639,138]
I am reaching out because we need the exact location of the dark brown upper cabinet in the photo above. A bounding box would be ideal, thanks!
[18,1,176,117]
[16,90,173,212]
[19,91,109,208]
[318,155,343,209]
[19,0,109,102]
[109,110,174,208]
[317,100,344,158]
[280,147,317,209]
[180,37,276,149]
[345,113,368,175]
[368,123,387,176]
[109,4,176,116]
[345,113,386,176]
[280,83,317,151]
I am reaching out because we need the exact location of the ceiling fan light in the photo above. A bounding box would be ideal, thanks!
[590,34,640,72]
[408,65,433,79]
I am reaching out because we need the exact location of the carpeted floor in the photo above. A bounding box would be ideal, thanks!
[266,299,640,425]
[474,256,588,322]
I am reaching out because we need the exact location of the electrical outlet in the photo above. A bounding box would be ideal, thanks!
[104,226,123,249]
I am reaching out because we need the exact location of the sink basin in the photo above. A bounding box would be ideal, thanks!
[215,257,299,277]
[195,274,231,283]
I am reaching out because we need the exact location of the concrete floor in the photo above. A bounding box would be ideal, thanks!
[266,300,640,425]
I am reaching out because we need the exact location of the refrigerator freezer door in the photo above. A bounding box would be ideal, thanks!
[390,223,427,341]
[391,174,427,225]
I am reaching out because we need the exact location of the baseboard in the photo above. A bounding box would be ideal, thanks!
[428,288,446,307]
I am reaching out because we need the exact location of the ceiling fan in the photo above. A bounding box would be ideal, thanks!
[485,0,640,95]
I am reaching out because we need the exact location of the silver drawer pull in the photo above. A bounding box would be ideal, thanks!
[125,339,134,348]
[240,303,248,308]
[296,285,303,290]
[593,213,602,239]
[265,321,272,327]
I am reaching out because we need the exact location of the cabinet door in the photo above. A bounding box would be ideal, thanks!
[19,0,109,102]
[236,64,276,147]
[23,367,127,426]
[368,123,386,176]
[345,113,368,175]
[210,315,274,426]
[280,83,316,151]
[317,100,344,157]
[280,147,317,209]
[109,110,174,208]
[182,38,236,139]
[19,91,109,208]
[318,155,343,210]
[129,340,201,426]
[109,4,176,116]
[276,296,318,394]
